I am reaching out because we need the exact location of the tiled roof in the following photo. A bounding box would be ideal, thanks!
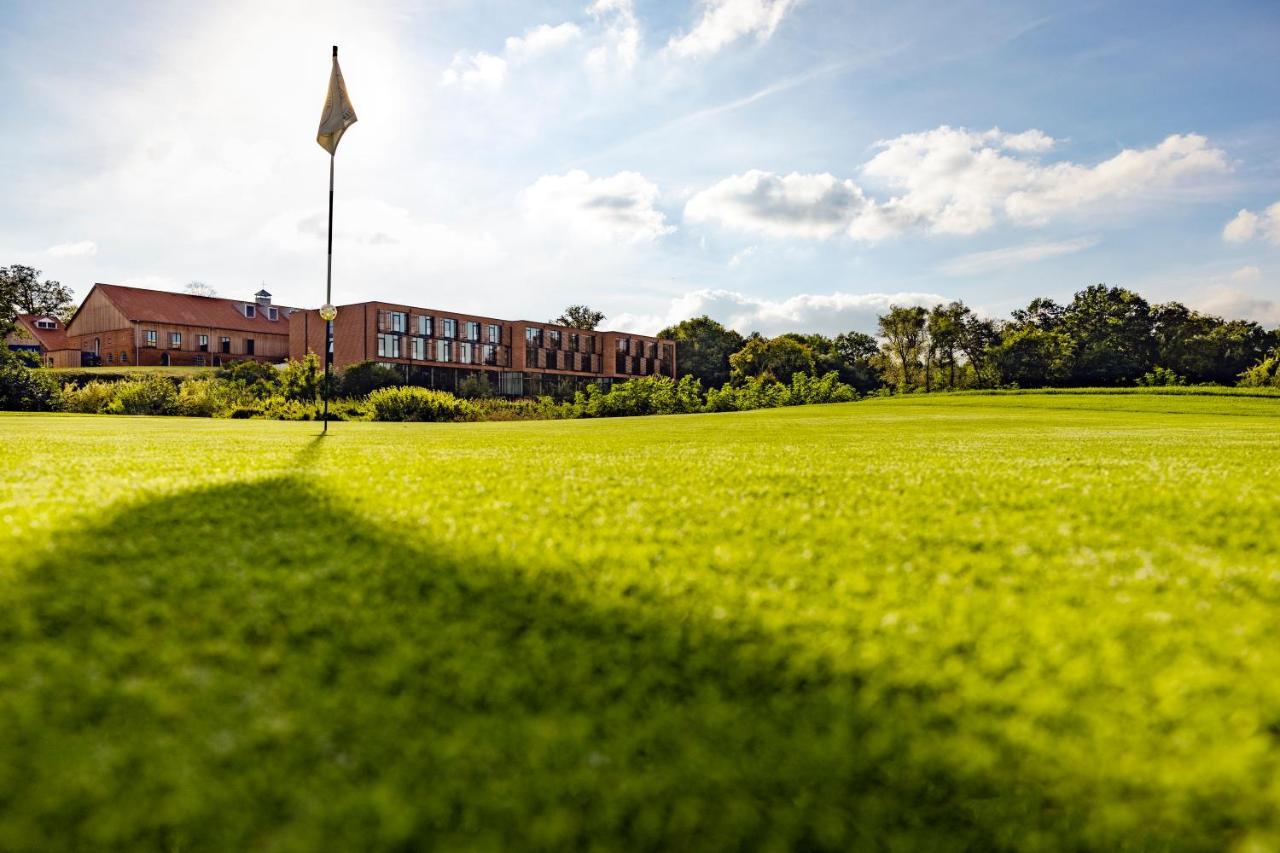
[92,284,296,335]
[15,314,72,351]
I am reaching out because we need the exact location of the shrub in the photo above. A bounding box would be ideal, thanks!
[105,376,179,416]
[340,361,403,398]
[280,353,323,402]
[365,386,474,422]
[177,377,244,418]
[216,360,281,398]
[0,360,61,412]
[1136,366,1187,387]
[470,397,571,421]
[61,380,117,414]
[455,373,496,399]
[573,375,704,418]
[705,375,791,412]
[786,371,857,405]
[1237,353,1280,388]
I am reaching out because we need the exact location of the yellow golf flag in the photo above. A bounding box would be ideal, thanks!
[316,48,357,155]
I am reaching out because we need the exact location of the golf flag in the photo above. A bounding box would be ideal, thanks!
[316,48,357,155]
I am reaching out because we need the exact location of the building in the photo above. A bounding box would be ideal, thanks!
[291,301,676,396]
[63,284,294,367]
[4,314,79,367]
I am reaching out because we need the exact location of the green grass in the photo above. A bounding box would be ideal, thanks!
[2,394,1279,851]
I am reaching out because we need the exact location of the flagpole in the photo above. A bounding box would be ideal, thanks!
[322,45,337,434]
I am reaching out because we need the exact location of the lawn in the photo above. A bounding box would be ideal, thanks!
[2,394,1279,851]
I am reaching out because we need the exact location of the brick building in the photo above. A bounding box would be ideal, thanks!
[64,284,294,367]
[291,301,676,396]
[4,314,79,367]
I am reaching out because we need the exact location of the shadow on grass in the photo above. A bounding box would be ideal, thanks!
[0,476,1080,852]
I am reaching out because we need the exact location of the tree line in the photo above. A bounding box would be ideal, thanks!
[659,284,1279,392]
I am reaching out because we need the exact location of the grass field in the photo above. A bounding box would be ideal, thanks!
[2,394,1279,851]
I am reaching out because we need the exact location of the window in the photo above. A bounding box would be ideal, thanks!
[220,336,231,354]
[145,330,157,347]
[525,326,542,347]
[35,319,56,330]
[245,304,256,319]
[483,344,497,365]
[569,333,579,352]
[617,338,629,353]
[267,306,279,321]
[436,339,451,362]
[170,332,181,348]
[391,311,407,332]
[199,334,209,352]
[442,318,457,338]
[411,337,425,360]
[548,330,562,349]
[459,342,473,364]
[417,315,432,336]
[245,338,255,356]
[377,333,401,358]
[487,324,500,343]
[120,351,129,364]
[106,352,114,364]
[466,321,480,340]
[586,335,596,354]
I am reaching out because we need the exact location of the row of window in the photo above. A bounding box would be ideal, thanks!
[524,327,598,353]
[377,334,502,365]
[142,330,255,355]
[243,304,279,321]
[379,311,500,343]
[525,349,598,372]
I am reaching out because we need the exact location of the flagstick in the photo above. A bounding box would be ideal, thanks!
[323,146,335,432]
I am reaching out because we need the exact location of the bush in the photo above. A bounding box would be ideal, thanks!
[705,375,792,412]
[105,376,179,416]
[786,371,857,405]
[365,386,474,422]
[0,360,61,412]
[470,397,571,421]
[1237,353,1280,388]
[573,375,704,418]
[61,380,117,414]
[280,353,323,402]
[1136,366,1187,387]
[455,373,496,399]
[340,361,403,398]
[177,377,244,417]
[216,360,281,398]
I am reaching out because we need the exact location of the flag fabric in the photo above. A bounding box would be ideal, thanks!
[316,53,357,155]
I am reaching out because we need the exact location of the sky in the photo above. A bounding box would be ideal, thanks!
[3,0,1279,335]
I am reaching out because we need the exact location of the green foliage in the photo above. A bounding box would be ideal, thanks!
[0,358,61,411]
[339,360,404,397]
[365,385,475,422]
[176,377,246,417]
[0,264,76,331]
[573,375,705,417]
[786,371,858,405]
[729,335,816,385]
[991,325,1074,388]
[658,315,746,388]
[3,395,1279,849]
[60,380,118,414]
[877,305,928,390]
[553,304,606,329]
[1136,366,1187,387]
[103,376,179,416]
[280,353,323,402]
[454,372,496,399]
[704,374,791,411]
[1238,352,1280,388]
[215,359,282,399]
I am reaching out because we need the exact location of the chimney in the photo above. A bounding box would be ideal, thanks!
[254,288,272,306]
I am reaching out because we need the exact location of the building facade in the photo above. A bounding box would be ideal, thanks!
[64,284,293,367]
[4,314,78,367]
[291,301,676,396]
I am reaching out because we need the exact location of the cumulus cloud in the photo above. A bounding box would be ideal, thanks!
[666,0,801,59]
[612,288,952,336]
[522,170,673,243]
[46,240,99,257]
[585,0,641,76]
[1222,202,1280,245]
[728,245,757,267]
[441,22,583,90]
[939,236,1098,276]
[685,127,1229,242]
[1195,288,1280,326]
[685,170,869,238]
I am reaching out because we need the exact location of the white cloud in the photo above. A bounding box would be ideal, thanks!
[1222,202,1280,245]
[685,127,1229,242]
[46,240,98,257]
[442,22,583,90]
[522,170,673,243]
[440,51,508,90]
[585,0,641,76]
[1194,288,1280,326]
[685,170,869,238]
[939,236,1098,276]
[1231,265,1261,282]
[612,288,952,336]
[666,0,800,59]
[505,23,583,61]
[728,245,757,267]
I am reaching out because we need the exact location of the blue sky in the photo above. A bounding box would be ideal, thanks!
[3,0,1278,334]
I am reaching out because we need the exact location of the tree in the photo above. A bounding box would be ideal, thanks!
[780,331,882,392]
[657,315,746,388]
[1060,285,1154,385]
[926,302,970,391]
[729,336,816,385]
[877,305,928,391]
[1,265,76,331]
[184,281,218,298]
[554,305,605,330]
[957,313,1000,388]
[338,360,403,398]
[991,326,1074,388]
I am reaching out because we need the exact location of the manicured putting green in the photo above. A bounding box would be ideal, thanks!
[2,394,1278,850]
